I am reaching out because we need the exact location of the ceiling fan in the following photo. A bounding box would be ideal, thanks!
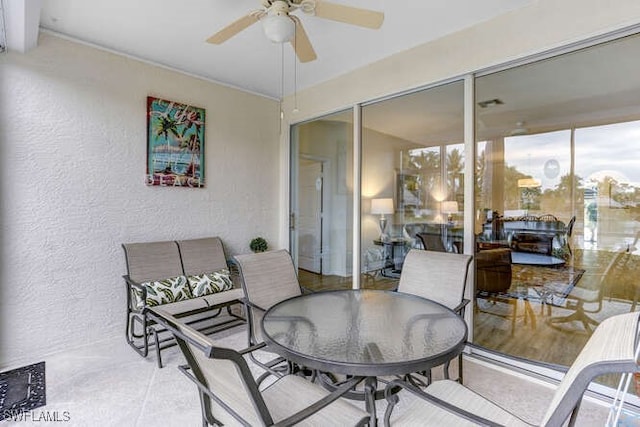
[206,0,384,63]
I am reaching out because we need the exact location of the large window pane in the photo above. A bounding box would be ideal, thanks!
[361,81,465,288]
[474,33,640,389]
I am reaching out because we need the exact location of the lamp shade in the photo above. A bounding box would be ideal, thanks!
[262,14,295,43]
[442,201,459,214]
[517,178,542,188]
[371,198,394,215]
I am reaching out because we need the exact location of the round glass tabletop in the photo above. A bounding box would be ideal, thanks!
[262,289,467,376]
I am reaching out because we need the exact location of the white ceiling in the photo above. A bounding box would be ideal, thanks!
[38,0,532,99]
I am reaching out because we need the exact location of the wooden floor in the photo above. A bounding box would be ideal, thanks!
[299,266,636,393]
[298,249,639,375]
[298,269,398,291]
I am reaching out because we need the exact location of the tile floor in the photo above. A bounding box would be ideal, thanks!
[1,322,613,426]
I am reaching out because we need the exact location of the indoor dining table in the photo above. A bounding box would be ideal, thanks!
[261,289,468,425]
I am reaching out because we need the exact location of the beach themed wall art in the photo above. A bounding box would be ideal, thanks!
[146,96,205,187]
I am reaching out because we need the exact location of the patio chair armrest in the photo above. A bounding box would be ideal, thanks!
[273,376,367,427]
[383,379,505,427]
[453,299,470,316]
[237,342,267,355]
[123,275,146,310]
[241,298,268,313]
[123,275,145,293]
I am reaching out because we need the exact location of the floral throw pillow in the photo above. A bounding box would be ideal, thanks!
[134,275,193,309]
[187,269,234,297]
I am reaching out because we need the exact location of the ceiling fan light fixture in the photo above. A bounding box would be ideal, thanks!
[262,13,295,43]
[510,121,529,136]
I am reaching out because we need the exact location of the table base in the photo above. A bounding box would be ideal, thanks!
[318,372,401,427]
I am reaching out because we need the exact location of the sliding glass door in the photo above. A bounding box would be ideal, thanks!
[289,29,640,397]
[360,81,466,288]
[474,34,640,383]
[290,110,354,290]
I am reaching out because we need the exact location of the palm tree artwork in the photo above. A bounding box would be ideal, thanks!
[147,96,205,187]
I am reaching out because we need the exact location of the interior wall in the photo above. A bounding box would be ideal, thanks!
[0,34,280,368]
[362,128,411,247]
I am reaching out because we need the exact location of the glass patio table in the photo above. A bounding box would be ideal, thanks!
[261,289,467,425]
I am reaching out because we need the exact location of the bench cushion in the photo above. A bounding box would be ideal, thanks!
[187,269,234,297]
[136,275,193,309]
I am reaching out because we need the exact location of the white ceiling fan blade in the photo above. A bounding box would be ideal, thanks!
[310,0,384,29]
[206,12,261,44]
[290,15,317,63]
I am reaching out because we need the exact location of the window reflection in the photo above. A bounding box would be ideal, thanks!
[362,81,465,282]
[474,33,640,393]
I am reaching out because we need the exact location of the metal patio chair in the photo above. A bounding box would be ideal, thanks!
[233,249,307,380]
[397,249,473,383]
[149,307,370,427]
[384,310,640,426]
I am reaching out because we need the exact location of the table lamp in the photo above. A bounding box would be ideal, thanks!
[371,198,394,240]
[442,201,459,224]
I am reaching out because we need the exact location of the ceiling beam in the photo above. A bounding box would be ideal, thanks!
[4,0,42,53]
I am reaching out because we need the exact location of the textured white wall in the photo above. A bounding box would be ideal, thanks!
[0,34,280,367]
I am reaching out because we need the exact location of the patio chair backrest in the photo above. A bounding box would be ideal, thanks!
[398,249,473,311]
[176,237,228,275]
[234,250,302,342]
[152,307,272,426]
[122,240,183,282]
[235,249,302,309]
[541,311,640,426]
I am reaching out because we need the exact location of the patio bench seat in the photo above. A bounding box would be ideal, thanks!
[151,288,244,315]
[123,236,245,367]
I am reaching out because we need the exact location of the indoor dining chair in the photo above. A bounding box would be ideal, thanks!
[416,232,449,252]
[383,310,640,427]
[397,249,473,383]
[475,248,535,336]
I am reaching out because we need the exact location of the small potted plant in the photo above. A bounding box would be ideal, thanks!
[250,237,268,253]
